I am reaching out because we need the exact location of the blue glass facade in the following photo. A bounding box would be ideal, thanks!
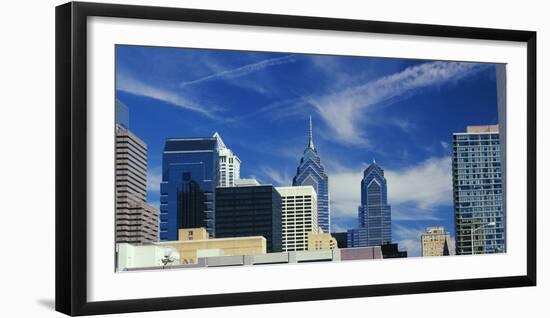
[348,161,392,247]
[453,126,505,254]
[292,116,330,233]
[160,138,218,241]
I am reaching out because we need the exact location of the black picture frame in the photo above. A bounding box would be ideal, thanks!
[55,1,537,316]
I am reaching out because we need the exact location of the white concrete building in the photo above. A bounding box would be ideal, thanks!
[213,132,241,187]
[276,186,318,252]
[116,243,180,271]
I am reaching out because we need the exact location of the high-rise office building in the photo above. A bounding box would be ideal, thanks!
[348,161,392,247]
[276,186,318,252]
[292,116,331,233]
[421,226,452,257]
[115,100,159,244]
[213,132,241,187]
[160,137,218,241]
[215,184,283,252]
[453,125,505,255]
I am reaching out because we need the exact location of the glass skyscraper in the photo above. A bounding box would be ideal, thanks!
[292,116,330,233]
[453,125,505,255]
[348,161,392,247]
[160,137,218,241]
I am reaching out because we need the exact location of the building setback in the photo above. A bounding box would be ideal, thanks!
[307,230,338,251]
[215,184,282,253]
[213,132,241,187]
[453,125,505,254]
[160,137,218,241]
[421,226,452,257]
[293,116,331,233]
[276,186,318,252]
[115,100,158,244]
[348,161,392,247]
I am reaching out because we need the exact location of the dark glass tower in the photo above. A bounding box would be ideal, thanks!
[292,116,331,233]
[348,161,392,247]
[160,138,218,241]
[215,185,283,252]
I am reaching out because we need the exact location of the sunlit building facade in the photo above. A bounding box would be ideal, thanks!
[421,226,452,257]
[213,132,241,187]
[277,186,318,252]
[115,100,159,244]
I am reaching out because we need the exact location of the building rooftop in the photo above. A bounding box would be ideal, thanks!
[466,125,499,133]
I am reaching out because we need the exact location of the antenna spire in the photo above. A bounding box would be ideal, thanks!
[308,115,315,150]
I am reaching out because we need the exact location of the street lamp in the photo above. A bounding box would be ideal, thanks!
[471,221,496,255]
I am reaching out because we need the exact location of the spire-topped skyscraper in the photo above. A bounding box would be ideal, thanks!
[293,116,330,233]
[307,115,315,150]
[348,160,392,247]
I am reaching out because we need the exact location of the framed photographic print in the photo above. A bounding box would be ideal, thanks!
[55,1,536,316]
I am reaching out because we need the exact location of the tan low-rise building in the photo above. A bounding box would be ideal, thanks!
[307,229,338,251]
[155,228,266,264]
[421,226,452,257]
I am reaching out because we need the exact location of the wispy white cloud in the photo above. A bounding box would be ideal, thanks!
[259,166,293,187]
[329,156,452,222]
[147,166,162,193]
[116,71,219,118]
[180,55,296,88]
[308,61,486,146]
[385,156,452,210]
[394,224,424,257]
[329,169,362,218]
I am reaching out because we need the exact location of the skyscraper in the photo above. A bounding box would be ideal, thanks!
[160,137,218,241]
[213,132,241,187]
[115,100,159,244]
[348,161,392,247]
[276,186,318,252]
[292,116,330,233]
[215,183,283,253]
[452,125,505,255]
[421,226,452,257]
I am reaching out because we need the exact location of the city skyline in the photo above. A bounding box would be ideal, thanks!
[116,45,501,256]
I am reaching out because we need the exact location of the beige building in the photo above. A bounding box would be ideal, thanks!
[466,124,499,133]
[421,226,452,256]
[155,228,266,264]
[115,123,159,244]
[276,186,318,252]
[307,229,338,251]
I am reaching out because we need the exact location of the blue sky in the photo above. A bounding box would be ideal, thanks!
[115,45,500,257]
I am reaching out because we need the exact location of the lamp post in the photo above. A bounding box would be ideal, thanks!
[471,221,496,255]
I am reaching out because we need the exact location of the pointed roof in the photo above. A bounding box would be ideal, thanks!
[305,115,317,153]
[212,131,227,149]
